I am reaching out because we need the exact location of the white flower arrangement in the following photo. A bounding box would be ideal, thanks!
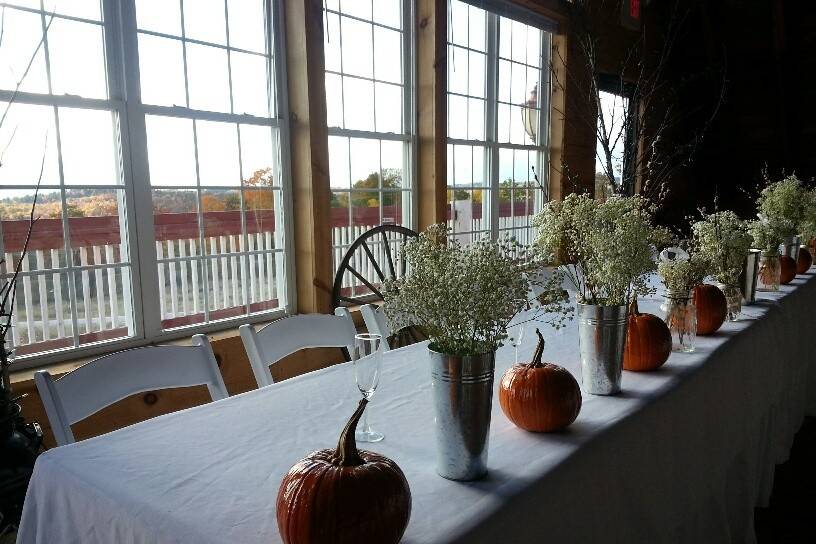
[382,224,572,356]
[749,218,785,257]
[799,189,816,243]
[657,247,708,293]
[691,211,752,285]
[533,193,660,306]
[757,175,807,238]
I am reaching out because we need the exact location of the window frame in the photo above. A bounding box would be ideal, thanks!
[3,0,295,370]
[323,0,418,234]
[445,1,552,243]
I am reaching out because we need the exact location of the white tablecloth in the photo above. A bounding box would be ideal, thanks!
[17,271,816,544]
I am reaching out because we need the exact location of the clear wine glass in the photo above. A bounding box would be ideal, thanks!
[352,333,384,443]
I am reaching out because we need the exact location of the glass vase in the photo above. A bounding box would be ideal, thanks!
[661,290,696,353]
[716,282,742,321]
[758,254,781,291]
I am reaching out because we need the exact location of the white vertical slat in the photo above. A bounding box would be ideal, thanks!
[156,241,166,320]
[210,238,221,310]
[167,240,178,317]
[51,249,65,338]
[190,239,199,314]
[35,251,50,341]
[266,233,275,300]
[6,253,20,346]
[219,236,230,308]
[229,235,239,308]
[79,247,92,333]
[105,245,119,328]
[255,233,265,302]
[179,240,189,316]
[248,235,257,303]
[92,246,106,331]
[21,256,35,343]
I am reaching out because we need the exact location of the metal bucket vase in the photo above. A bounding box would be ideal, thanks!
[783,235,802,261]
[740,250,761,305]
[428,348,495,481]
[577,303,628,395]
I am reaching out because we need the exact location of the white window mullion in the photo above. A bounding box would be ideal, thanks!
[485,13,500,240]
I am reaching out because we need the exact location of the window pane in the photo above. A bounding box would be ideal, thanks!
[240,125,277,186]
[145,116,197,187]
[183,0,227,45]
[373,0,401,29]
[374,27,401,84]
[135,0,182,35]
[186,43,231,112]
[227,0,267,53]
[66,189,127,264]
[138,35,186,107]
[44,0,102,21]
[328,136,351,189]
[231,52,269,116]
[58,108,118,186]
[0,9,49,94]
[349,138,379,191]
[341,17,373,79]
[196,121,240,186]
[380,140,404,189]
[375,83,402,133]
[340,0,371,20]
[0,103,60,186]
[48,19,107,99]
[343,77,374,131]
[1,188,66,271]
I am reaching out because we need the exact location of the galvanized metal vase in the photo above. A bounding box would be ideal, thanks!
[740,249,761,305]
[577,303,628,395]
[428,348,495,481]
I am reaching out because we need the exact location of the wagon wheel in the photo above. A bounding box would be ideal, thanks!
[331,225,427,349]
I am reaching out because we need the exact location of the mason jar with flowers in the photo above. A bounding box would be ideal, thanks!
[750,218,785,291]
[533,194,659,396]
[692,211,752,322]
[657,248,708,352]
[382,225,571,481]
[757,175,807,262]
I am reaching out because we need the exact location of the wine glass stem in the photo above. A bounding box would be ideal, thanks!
[514,346,519,364]
[360,403,370,434]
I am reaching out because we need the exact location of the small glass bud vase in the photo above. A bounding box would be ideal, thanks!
[661,289,697,353]
[758,253,781,291]
[716,282,742,321]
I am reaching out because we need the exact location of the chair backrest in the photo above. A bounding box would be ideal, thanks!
[35,334,228,446]
[239,312,356,388]
[360,304,392,351]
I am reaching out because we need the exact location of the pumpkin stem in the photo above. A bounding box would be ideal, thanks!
[335,398,368,467]
[629,297,640,316]
[527,328,545,368]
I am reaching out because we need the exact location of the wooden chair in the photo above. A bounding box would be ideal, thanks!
[35,335,228,446]
[239,311,356,388]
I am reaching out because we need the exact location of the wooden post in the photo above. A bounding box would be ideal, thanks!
[416,0,447,231]
[283,0,333,314]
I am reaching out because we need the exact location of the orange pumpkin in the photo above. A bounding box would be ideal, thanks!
[693,284,727,336]
[797,247,812,274]
[276,399,411,544]
[499,329,582,432]
[780,255,796,284]
[624,298,672,372]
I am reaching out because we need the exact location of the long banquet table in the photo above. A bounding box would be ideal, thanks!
[17,271,816,543]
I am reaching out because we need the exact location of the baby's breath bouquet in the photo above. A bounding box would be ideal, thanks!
[799,189,816,244]
[757,175,807,238]
[657,248,709,293]
[533,193,659,306]
[749,218,785,256]
[691,211,752,285]
[382,225,571,356]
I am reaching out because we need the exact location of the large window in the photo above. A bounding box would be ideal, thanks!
[446,0,551,246]
[323,0,414,298]
[0,0,291,364]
